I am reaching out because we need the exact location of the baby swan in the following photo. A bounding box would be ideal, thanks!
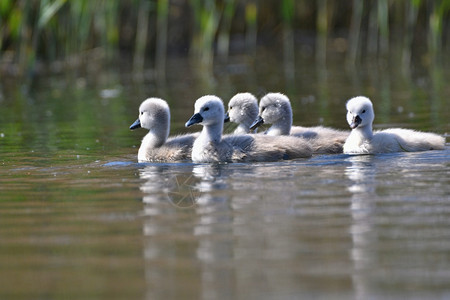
[225,92,259,134]
[343,96,445,154]
[250,93,349,154]
[185,95,312,163]
[130,97,197,162]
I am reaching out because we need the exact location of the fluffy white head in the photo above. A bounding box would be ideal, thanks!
[195,95,224,125]
[258,93,292,125]
[345,96,374,129]
[227,92,259,125]
[129,97,171,150]
[185,95,225,128]
[138,98,170,130]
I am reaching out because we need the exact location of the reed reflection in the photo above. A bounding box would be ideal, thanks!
[345,155,378,299]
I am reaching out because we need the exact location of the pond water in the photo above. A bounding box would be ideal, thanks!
[0,50,449,299]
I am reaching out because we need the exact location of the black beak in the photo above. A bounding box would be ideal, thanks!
[224,112,230,123]
[130,118,141,130]
[249,115,264,130]
[350,115,362,129]
[185,113,203,127]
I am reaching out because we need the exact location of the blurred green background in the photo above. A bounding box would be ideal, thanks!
[1,0,449,77]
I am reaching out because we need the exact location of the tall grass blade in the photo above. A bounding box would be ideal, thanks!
[402,0,420,70]
[245,1,257,53]
[348,0,363,64]
[377,0,389,54]
[217,0,236,60]
[156,0,169,81]
[316,0,328,67]
[38,0,66,29]
[134,0,151,75]
[282,0,295,81]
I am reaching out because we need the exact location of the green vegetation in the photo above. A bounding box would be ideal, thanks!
[0,0,449,75]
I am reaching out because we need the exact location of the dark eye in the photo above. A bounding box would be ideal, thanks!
[229,106,233,110]
[261,107,266,112]
[204,107,209,111]
[140,111,144,115]
[362,110,366,113]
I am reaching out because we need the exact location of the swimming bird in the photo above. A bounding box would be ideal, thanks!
[130,97,198,162]
[185,95,312,163]
[225,92,259,134]
[343,96,445,154]
[250,93,349,154]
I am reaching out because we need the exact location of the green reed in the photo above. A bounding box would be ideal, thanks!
[245,1,257,53]
[217,0,235,60]
[316,0,328,66]
[155,0,167,78]
[281,0,295,80]
[402,0,420,68]
[428,0,450,58]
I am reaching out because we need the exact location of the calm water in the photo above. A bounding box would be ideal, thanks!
[0,51,449,299]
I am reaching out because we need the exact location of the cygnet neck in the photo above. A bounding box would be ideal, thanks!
[353,123,374,140]
[202,122,223,143]
[266,115,292,136]
[235,123,250,134]
[144,124,170,148]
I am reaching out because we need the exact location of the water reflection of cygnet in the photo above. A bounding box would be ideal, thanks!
[192,164,229,205]
[139,165,171,205]
[139,164,198,210]
[345,155,378,299]
[139,164,200,238]
[192,164,236,300]
[192,164,231,236]
[139,164,202,299]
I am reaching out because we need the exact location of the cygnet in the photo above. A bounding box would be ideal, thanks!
[130,97,198,162]
[343,96,445,154]
[250,93,349,154]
